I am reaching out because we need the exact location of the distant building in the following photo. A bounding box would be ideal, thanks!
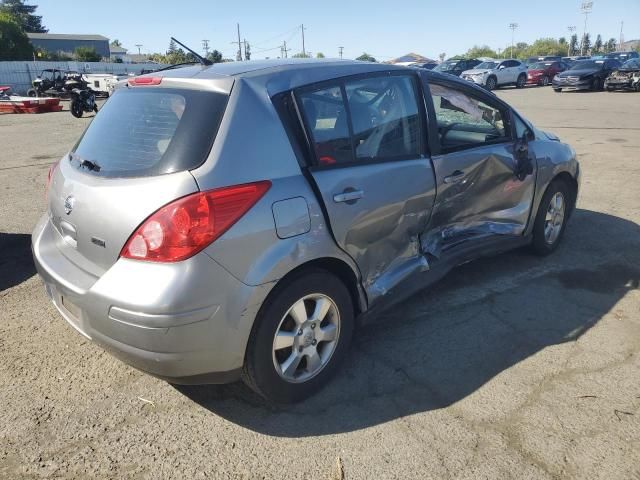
[27,33,110,59]
[109,45,129,63]
[387,53,436,66]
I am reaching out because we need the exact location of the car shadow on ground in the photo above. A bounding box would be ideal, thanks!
[150,210,635,435]
[0,233,36,292]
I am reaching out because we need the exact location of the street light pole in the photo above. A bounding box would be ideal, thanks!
[580,1,593,56]
[508,23,518,58]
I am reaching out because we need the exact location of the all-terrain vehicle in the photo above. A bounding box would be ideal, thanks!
[27,69,88,98]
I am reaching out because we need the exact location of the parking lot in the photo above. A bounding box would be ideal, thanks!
[1,86,639,479]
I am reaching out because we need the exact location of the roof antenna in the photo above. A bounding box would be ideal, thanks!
[170,37,212,66]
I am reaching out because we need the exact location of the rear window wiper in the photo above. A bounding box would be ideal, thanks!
[69,153,100,172]
[81,159,101,172]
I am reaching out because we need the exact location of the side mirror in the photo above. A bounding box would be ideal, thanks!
[498,65,506,70]
[514,133,533,181]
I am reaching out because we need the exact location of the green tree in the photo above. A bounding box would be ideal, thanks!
[316,52,325,58]
[604,38,616,53]
[110,39,122,47]
[206,49,223,63]
[0,0,46,32]
[559,37,566,45]
[581,33,591,55]
[355,52,376,62]
[74,46,101,62]
[465,44,498,59]
[521,38,565,58]
[0,11,32,59]
[593,34,603,53]
[569,34,578,56]
[292,52,311,58]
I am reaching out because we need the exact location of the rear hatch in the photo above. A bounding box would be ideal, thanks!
[47,83,229,276]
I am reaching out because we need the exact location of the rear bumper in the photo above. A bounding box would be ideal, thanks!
[32,214,265,383]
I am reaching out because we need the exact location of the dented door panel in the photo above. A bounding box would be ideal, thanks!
[422,143,536,257]
[310,160,436,303]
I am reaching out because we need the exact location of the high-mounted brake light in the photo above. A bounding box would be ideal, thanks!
[120,181,271,262]
[128,76,163,86]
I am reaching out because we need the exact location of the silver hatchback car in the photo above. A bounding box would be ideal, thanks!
[33,59,580,403]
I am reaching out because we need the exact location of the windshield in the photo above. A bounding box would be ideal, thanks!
[475,62,498,70]
[72,87,228,178]
[570,60,604,70]
[621,59,640,69]
[433,60,460,72]
[530,62,553,69]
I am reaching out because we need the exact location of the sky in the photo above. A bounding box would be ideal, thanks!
[35,0,639,60]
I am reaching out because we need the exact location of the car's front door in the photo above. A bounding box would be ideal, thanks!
[419,78,537,256]
[296,72,436,302]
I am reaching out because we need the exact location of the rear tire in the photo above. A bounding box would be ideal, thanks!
[70,100,83,118]
[541,76,550,86]
[591,77,602,91]
[516,73,526,88]
[242,269,354,403]
[531,180,571,256]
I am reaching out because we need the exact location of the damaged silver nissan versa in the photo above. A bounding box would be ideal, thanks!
[32,59,580,403]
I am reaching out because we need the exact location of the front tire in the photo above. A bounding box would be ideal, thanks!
[531,180,571,255]
[486,76,497,91]
[242,270,354,403]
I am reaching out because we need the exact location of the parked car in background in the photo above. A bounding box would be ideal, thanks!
[32,60,580,403]
[433,58,482,76]
[525,55,563,66]
[604,58,640,91]
[552,58,622,92]
[526,61,567,86]
[461,59,528,90]
[604,51,639,62]
[562,56,590,67]
[409,62,438,70]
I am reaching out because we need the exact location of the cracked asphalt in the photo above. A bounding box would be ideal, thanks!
[1,87,639,479]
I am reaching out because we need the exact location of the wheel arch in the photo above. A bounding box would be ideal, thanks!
[551,171,578,214]
[271,257,367,318]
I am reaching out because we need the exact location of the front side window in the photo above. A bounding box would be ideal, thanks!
[429,83,510,151]
[298,75,422,165]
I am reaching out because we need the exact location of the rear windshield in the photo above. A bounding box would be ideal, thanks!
[71,87,228,177]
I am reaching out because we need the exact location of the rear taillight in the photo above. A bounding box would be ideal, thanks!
[45,161,59,196]
[120,181,271,262]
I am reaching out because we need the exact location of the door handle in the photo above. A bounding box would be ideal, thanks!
[333,189,364,204]
[444,170,465,184]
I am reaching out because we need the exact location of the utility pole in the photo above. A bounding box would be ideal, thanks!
[567,26,576,56]
[339,46,344,59]
[619,20,624,51]
[281,41,289,58]
[235,23,243,61]
[580,1,593,56]
[301,24,306,57]
[508,23,518,58]
[202,39,210,57]
[135,44,142,55]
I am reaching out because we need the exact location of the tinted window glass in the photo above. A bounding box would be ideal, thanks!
[298,86,352,165]
[72,88,228,178]
[429,83,510,151]
[344,76,420,160]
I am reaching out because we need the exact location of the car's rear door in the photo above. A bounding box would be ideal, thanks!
[295,72,436,302]
[419,76,537,256]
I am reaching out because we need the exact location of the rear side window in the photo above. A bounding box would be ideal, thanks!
[298,74,422,166]
[71,87,228,178]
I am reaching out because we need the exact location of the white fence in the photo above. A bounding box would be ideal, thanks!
[0,61,170,95]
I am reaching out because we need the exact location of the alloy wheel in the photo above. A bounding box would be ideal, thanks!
[272,294,341,383]
[544,192,565,245]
